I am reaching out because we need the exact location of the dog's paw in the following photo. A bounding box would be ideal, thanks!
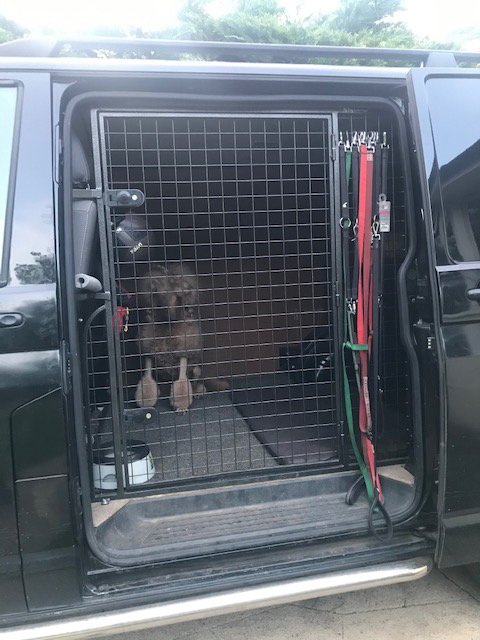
[170,378,193,413]
[193,382,207,399]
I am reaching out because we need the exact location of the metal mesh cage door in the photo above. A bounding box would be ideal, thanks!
[87,110,343,493]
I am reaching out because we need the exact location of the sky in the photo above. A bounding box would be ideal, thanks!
[1,0,480,44]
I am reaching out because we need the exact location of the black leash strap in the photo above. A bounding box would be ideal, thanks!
[370,144,382,429]
[351,145,360,305]
[368,494,394,542]
[339,141,352,299]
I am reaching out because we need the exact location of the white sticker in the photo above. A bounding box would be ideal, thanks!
[379,196,391,233]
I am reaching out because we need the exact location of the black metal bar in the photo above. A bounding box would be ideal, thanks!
[1,36,479,66]
[90,109,127,498]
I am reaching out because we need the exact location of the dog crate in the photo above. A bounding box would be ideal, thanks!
[81,106,412,498]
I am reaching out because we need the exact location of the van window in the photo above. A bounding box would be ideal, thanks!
[426,77,480,263]
[0,87,18,276]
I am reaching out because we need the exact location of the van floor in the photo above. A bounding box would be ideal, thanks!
[91,465,414,563]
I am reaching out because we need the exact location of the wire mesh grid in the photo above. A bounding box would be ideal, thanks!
[337,111,412,460]
[83,108,411,496]
[85,112,341,493]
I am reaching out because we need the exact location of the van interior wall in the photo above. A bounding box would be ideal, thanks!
[77,101,413,496]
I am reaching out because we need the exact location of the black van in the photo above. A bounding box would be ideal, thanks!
[0,37,479,639]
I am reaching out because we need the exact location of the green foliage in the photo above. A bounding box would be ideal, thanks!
[0,0,458,59]
[328,0,403,32]
[154,0,450,51]
[14,252,55,285]
[0,15,25,43]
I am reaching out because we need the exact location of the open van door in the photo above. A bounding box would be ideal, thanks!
[407,68,480,568]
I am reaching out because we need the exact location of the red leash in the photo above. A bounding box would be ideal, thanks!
[356,144,382,501]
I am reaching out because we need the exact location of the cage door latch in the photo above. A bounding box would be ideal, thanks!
[105,189,145,208]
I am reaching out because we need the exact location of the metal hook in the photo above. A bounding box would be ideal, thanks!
[345,131,351,150]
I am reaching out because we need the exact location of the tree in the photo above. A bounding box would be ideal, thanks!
[329,0,403,33]
[152,0,448,51]
[0,0,455,59]
[14,252,55,285]
[0,15,26,44]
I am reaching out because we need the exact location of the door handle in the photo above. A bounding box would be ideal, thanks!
[466,288,480,301]
[0,313,24,328]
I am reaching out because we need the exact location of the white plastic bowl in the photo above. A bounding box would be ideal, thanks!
[92,439,155,490]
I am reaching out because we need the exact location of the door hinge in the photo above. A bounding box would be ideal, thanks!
[73,188,102,200]
[60,340,73,393]
[330,134,337,161]
[75,479,83,517]
[334,280,341,307]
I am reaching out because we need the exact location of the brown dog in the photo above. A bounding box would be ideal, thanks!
[137,263,227,411]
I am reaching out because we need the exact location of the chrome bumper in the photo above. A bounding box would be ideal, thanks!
[1,556,431,640]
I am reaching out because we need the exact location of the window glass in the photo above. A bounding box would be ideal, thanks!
[426,78,480,262]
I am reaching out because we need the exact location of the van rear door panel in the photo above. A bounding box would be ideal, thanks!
[407,69,480,567]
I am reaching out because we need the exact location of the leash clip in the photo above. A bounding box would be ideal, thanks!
[347,299,357,315]
[367,131,377,150]
[372,218,380,240]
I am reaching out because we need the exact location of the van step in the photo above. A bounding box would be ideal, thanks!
[95,469,414,564]
[2,556,431,640]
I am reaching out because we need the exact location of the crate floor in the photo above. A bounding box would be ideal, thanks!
[231,372,337,465]
[133,391,278,483]
[126,370,338,485]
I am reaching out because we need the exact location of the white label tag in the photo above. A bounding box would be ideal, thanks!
[379,198,391,233]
